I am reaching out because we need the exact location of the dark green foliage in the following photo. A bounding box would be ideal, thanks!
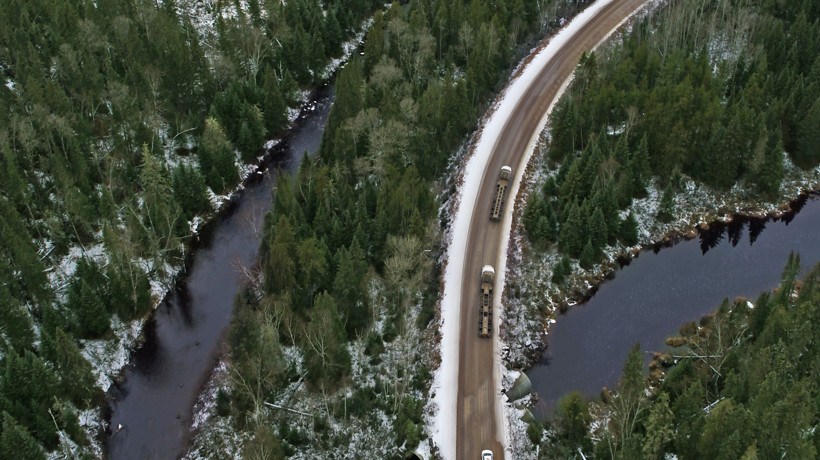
[227,294,262,364]
[1,412,45,460]
[172,164,211,222]
[582,257,820,459]
[795,95,820,168]
[0,352,59,449]
[551,256,572,285]
[559,201,585,257]
[262,67,289,137]
[106,258,151,320]
[631,135,651,196]
[0,286,35,353]
[619,212,639,246]
[237,105,266,162]
[1,0,388,454]
[215,389,231,417]
[579,240,596,270]
[40,329,97,408]
[0,201,48,302]
[749,291,772,338]
[66,279,110,338]
[525,0,817,264]
[588,207,608,255]
[198,117,238,193]
[527,420,544,446]
[656,185,675,223]
[332,241,368,338]
[553,391,592,451]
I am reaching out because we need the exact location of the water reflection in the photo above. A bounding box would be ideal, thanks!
[105,87,335,459]
[528,193,820,419]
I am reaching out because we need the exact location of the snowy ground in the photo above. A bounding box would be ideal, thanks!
[29,5,378,458]
[500,5,820,459]
[184,278,433,459]
[427,0,659,458]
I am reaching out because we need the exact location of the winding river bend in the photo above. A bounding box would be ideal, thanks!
[105,87,334,459]
[529,194,820,419]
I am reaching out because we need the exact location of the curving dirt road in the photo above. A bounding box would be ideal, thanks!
[455,0,646,458]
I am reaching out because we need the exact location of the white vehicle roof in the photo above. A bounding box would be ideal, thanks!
[482,265,495,275]
[500,165,512,173]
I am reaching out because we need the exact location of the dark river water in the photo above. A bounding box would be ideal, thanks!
[105,86,334,459]
[529,193,820,419]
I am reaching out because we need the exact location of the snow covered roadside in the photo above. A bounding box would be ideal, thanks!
[430,0,652,458]
[500,0,820,455]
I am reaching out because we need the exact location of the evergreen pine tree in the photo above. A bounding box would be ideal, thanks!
[68,280,111,338]
[642,392,674,459]
[672,380,706,455]
[657,185,675,223]
[795,95,820,167]
[332,239,368,338]
[323,9,343,56]
[40,328,97,408]
[107,259,151,319]
[199,117,237,193]
[0,286,35,352]
[579,239,596,269]
[237,104,265,162]
[247,0,262,26]
[264,217,296,296]
[550,96,579,160]
[588,206,608,255]
[1,351,60,448]
[237,121,255,161]
[214,146,238,193]
[172,163,211,221]
[541,204,559,242]
[554,391,592,451]
[759,128,785,195]
[542,176,558,197]
[613,135,630,170]
[262,66,288,136]
[631,134,651,196]
[559,200,584,257]
[558,162,582,210]
[280,70,299,106]
[0,201,48,301]
[523,193,545,242]
[619,212,640,246]
[0,412,45,460]
[552,257,568,284]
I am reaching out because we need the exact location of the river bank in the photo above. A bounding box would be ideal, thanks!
[502,143,820,452]
[503,132,820,370]
[98,19,372,457]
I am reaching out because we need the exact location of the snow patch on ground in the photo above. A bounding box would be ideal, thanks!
[321,18,373,81]
[46,241,107,303]
[81,316,145,392]
[502,7,820,455]
[185,279,432,459]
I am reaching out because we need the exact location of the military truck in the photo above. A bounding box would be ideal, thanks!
[478,265,494,338]
[490,166,512,221]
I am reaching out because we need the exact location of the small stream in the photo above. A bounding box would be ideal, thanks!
[104,86,334,459]
[529,194,820,419]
